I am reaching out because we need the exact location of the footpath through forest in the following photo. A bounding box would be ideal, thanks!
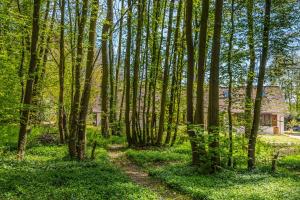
[107,145,190,200]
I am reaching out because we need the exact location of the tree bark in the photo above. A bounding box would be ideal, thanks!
[185,0,201,166]
[208,0,224,172]
[115,0,125,135]
[77,0,99,160]
[195,0,209,126]
[125,0,133,146]
[156,0,175,145]
[194,0,210,163]
[165,0,183,145]
[248,0,271,170]
[101,0,113,138]
[131,0,145,145]
[69,0,88,158]
[227,0,235,168]
[17,0,41,160]
[244,0,256,138]
[58,0,66,144]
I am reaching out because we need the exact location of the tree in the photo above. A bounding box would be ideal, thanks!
[17,0,41,160]
[165,0,183,145]
[125,0,133,146]
[131,0,145,145]
[194,0,210,163]
[195,0,209,127]
[208,0,224,172]
[101,0,113,138]
[58,0,67,144]
[227,0,235,167]
[76,0,99,160]
[244,0,256,138]
[248,0,271,170]
[156,0,175,145]
[185,0,201,166]
[69,0,89,158]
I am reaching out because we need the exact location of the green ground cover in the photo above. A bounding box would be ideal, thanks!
[0,126,157,200]
[126,134,300,200]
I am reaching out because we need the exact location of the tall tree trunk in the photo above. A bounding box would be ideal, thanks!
[208,0,224,172]
[131,0,145,145]
[171,41,184,146]
[185,0,201,166]
[142,0,151,144]
[156,0,175,145]
[125,0,133,146]
[165,0,183,145]
[115,0,125,135]
[109,0,116,135]
[146,0,161,144]
[69,0,88,158]
[18,38,25,107]
[32,0,50,107]
[194,0,210,163]
[67,0,77,127]
[77,0,99,160]
[227,0,235,168]
[101,0,113,138]
[17,0,41,160]
[40,1,57,91]
[244,0,256,138]
[195,0,209,126]
[58,0,66,144]
[248,0,271,170]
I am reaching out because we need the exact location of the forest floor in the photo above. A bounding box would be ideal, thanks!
[107,144,191,200]
[1,125,300,199]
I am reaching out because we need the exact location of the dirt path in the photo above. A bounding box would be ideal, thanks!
[107,144,190,200]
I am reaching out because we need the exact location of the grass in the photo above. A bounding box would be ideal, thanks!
[259,134,300,145]
[149,164,300,200]
[1,125,300,199]
[125,134,300,200]
[0,126,157,200]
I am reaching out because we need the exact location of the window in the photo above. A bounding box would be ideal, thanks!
[223,90,229,98]
[260,114,271,126]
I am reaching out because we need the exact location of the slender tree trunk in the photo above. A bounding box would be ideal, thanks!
[244,0,256,138]
[165,0,183,145]
[227,0,235,168]
[18,38,25,106]
[32,0,50,104]
[186,0,201,166]
[115,0,125,135]
[58,0,66,144]
[248,0,271,170]
[30,0,50,124]
[77,0,99,160]
[194,0,210,163]
[69,0,88,158]
[67,0,76,128]
[142,0,151,144]
[40,2,57,91]
[151,0,167,142]
[131,0,145,145]
[17,0,41,160]
[156,0,175,145]
[101,0,113,138]
[195,0,209,126]
[146,0,160,144]
[109,0,115,135]
[125,0,133,146]
[208,0,224,172]
[171,42,184,146]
